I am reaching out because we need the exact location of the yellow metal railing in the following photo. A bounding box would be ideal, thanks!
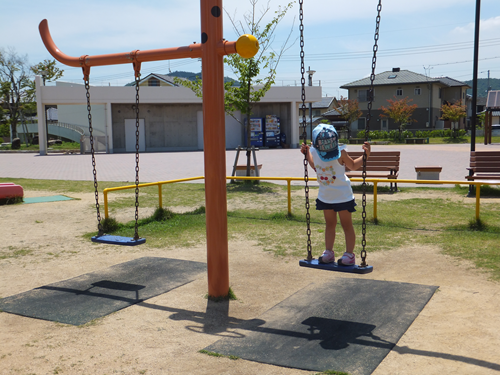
[103,177,498,221]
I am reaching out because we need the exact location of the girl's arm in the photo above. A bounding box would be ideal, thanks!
[340,142,371,171]
[300,143,316,171]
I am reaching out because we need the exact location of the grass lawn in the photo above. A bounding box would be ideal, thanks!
[2,178,500,281]
[0,141,80,151]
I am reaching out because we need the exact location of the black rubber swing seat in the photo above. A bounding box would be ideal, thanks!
[91,235,146,246]
[299,259,373,274]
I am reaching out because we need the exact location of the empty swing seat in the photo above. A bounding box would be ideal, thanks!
[299,259,373,274]
[91,235,146,246]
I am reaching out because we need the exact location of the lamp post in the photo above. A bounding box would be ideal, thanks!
[41,70,48,149]
[41,70,48,86]
[306,67,316,140]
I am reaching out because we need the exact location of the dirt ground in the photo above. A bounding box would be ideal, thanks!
[1,190,499,375]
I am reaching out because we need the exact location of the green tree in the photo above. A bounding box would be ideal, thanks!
[0,48,34,139]
[176,0,294,175]
[440,100,466,138]
[380,96,418,141]
[0,106,8,138]
[30,59,64,85]
[336,95,362,126]
[0,48,63,140]
[476,111,485,129]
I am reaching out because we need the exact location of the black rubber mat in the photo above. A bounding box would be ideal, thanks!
[205,278,438,375]
[0,257,206,325]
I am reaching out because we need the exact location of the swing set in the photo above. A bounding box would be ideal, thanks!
[39,0,259,297]
[298,0,382,274]
[38,0,381,295]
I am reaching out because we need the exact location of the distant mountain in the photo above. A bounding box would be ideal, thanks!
[169,71,240,86]
[464,78,500,98]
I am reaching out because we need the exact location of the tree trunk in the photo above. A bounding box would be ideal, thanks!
[245,113,252,177]
[245,82,253,178]
[10,117,18,139]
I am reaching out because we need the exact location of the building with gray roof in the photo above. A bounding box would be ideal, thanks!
[341,68,470,133]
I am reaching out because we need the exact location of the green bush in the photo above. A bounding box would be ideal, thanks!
[350,128,469,141]
[431,129,444,137]
[0,122,9,137]
[388,130,399,141]
[402,130,413,138]
[356,130,367,138]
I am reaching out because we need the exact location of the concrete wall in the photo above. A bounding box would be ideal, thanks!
[112,103,201,152]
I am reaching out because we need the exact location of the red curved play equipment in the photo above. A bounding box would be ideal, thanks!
[38,0,258,298]
[0,183,24,201]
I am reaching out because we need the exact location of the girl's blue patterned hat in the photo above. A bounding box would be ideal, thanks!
[312,124,340,161]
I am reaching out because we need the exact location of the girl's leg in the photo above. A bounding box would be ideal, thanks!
[338,210,355,254]
[323,209,337,251]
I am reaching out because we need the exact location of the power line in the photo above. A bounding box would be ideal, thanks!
[280,38,500,62]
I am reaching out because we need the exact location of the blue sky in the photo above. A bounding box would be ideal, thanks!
[2,0,499,97]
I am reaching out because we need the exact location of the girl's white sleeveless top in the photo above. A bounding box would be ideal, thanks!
[310,146,354,204]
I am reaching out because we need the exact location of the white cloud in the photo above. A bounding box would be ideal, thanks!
[451,16,500,40]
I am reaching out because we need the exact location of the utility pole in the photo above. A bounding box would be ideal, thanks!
[468,0,481,197]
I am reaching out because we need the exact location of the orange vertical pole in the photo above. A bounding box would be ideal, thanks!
[201,0,229,297]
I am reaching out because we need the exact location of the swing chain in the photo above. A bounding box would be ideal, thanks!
[360,0,382,268]
[85,79,103,236]
[299,0,312,261]
[134,74,141,241]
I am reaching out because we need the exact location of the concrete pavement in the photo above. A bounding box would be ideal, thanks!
[1,143,499,188]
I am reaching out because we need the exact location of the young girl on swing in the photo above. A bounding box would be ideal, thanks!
[301,124,371,265]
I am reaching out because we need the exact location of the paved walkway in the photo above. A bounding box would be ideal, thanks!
[1,143,499,188]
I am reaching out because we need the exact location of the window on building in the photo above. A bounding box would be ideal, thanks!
[358,89,373,102]
[148,78,160,86]
[357,117,366,130]
[415,88,421,95]
[396,89,403,96]
[313,109,321,116]
[381,119,388,130]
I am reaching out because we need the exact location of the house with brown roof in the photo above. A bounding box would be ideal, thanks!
[340,68,470,133]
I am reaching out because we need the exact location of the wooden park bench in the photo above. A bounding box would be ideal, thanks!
[345,151,401,191]
[405,138,428,144]
[466,150,500,182]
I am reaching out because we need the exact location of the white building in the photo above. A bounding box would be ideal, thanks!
[35,76,321,155]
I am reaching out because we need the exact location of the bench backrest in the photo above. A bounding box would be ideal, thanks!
[469,151,500,173]
[346,151,400,172]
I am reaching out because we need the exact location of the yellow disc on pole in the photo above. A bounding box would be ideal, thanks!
[235,34,259,59]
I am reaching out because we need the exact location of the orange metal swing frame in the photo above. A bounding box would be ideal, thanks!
[38,0,258,298]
